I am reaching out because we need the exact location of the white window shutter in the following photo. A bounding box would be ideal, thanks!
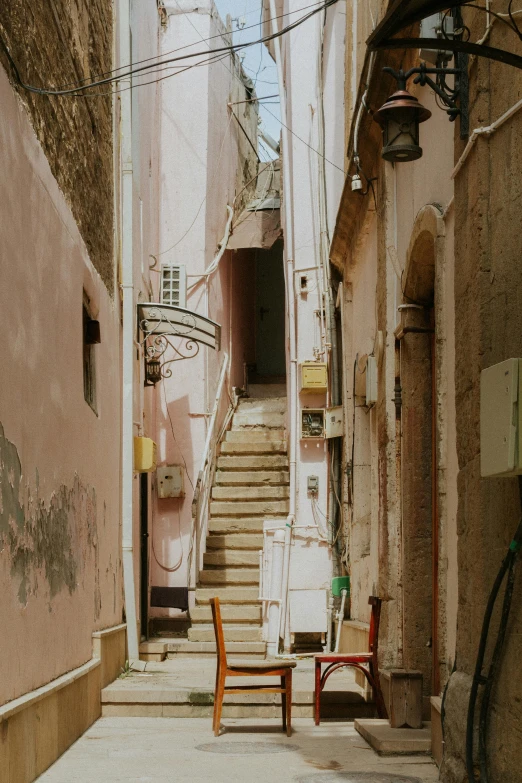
[160,264,186,308]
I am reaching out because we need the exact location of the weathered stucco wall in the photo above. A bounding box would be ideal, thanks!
[0,61,122,705]
[0,0,114,290]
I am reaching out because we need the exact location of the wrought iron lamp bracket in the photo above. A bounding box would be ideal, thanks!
[383,61,469,138]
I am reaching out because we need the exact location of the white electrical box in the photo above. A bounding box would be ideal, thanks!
[325,405,344,438]
[290,589,328,633]
[156,465,184,498]
[301,408,325,439]
[481,359,522,477]
[366,355,378,406]
[419,12,454,64]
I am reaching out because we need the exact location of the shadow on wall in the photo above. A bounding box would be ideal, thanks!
[154,391,195,593]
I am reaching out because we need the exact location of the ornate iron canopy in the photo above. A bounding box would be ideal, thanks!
[367,0,522,71]
[137,303,221,384]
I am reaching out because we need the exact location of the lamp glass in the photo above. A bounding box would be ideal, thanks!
[382,105,422,162]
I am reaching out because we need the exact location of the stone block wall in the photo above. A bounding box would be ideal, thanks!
[0,0,114,290]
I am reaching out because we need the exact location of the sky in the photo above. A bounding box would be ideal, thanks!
[213,0,282,159]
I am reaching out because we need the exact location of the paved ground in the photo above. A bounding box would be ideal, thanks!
[37,718,439,783]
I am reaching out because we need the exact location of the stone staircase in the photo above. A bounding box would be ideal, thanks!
[186,395,289,657]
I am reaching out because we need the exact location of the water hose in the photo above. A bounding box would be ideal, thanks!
[466,498,522,782]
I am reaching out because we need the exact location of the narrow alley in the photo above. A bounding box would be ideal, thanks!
[3,0,522,781]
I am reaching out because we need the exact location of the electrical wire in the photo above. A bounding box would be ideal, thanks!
[262,104,344,172]
[152,508,184,572]
[0,0,339,97]
[162,381,195,491]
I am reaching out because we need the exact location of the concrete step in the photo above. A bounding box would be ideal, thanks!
[101,684,374,719]
[195,586,260,604]
[210,499,289,516]
[225,429,286,442]
[237,397,286,412]
[212,485,289,501]
[233,412,285,429]
[220,441,286,455]
[206,533,263,549]
[166,639,266,657]
[188,624,262,643]
[190,604,261,623]
[215,470,289,486]
[199,568,259,585]
[247,384,287,398]
[208,518,268,534]
[203,550,260,568]
[217,455,289,471]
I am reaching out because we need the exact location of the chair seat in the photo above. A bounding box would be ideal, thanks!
[315,652,371,662]
[228,659,297,670]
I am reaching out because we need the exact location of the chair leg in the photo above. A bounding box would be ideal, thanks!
[281,676,287,732]
[284,669,292,737]
[213,666,226,736]
[314,660,321,726]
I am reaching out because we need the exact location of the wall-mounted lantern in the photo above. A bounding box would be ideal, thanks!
[373,83,431,162]
[137,303,221,387]
[144,356,162,387]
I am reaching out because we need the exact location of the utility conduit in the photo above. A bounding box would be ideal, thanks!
[268,0,297,653]
[452,96,522,179]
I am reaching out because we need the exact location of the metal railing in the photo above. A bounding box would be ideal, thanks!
[188,353,238,595]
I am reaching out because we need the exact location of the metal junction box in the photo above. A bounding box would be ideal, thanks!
[156,465,184,498]
[301,408,325,439]
[481,358,522,477]
[325,405,344,438]
[301,362,327,394]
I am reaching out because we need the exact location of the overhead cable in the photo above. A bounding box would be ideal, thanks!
[0,0,338,97]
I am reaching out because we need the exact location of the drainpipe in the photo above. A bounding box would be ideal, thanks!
[118,0,139,662]
[267,0,297,653]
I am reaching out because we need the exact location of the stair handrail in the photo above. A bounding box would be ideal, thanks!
[188,352,234,594]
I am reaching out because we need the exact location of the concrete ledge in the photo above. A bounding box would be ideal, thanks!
[139,640,168,662]
[0,623,126,783]
[354,718,432,755]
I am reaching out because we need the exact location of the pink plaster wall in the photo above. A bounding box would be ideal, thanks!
[0,63,122,705]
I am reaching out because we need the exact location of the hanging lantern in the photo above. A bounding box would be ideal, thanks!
[374,89,431,162]
[145,356,162,386]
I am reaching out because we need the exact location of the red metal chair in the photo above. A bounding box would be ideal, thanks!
[314,596,388,724]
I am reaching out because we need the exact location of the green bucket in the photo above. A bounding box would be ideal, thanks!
[331,575,350,597]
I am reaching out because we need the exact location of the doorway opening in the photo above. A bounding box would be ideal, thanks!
[248,239,286,388]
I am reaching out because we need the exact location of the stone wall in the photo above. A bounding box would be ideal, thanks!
[441,13,522,782]
[0,0,114,290]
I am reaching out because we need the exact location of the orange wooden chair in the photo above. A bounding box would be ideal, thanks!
[210,596,296,736]
[314,596,388,724]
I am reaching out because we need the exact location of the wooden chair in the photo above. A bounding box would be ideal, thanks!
[210,597,296,736]
[313,596,388,725]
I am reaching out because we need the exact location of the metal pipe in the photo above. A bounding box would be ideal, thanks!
[267,0,297,653]
[267,529,286,657]
[334,588,348,652]
[119,0,139,662]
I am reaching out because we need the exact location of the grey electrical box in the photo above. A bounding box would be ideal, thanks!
[325,405,344,438]
[419,12,454,64]
[156,465,184,498]
[301,408,325,439]
[307,475,319,493]
[480,359,522,477]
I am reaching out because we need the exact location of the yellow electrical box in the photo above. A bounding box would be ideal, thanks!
[134,437,157,473]
[301,362,328,393]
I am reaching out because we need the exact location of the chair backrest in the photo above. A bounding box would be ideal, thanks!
[209,596,227,667]
[368,596,382,664]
